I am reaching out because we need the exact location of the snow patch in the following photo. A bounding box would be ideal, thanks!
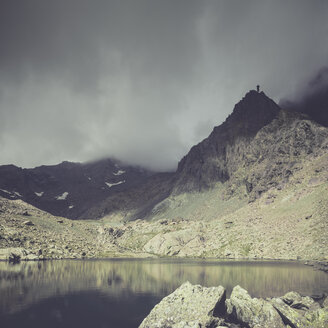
[0,189,17,198]
[113,170,125,176]
[55,192,69,200]
[35,192,44,197]
[69,205,74,209]
[14,191,22,197]
[0,189,11,195]
[87,177,92,180]
[105,180,125,188]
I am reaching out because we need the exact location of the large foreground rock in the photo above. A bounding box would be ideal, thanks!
[226,285,285,328]
[139,281,226,328]
[141,282,328,328]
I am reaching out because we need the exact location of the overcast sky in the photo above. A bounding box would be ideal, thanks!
[0,0,327,171]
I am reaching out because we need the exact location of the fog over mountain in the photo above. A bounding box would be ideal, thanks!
[280,67,328,127]
[0,0,327,171]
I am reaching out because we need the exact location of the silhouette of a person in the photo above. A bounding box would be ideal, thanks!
[256,85,260,92]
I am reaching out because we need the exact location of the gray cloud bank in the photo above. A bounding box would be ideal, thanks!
[0,0,327,171]
[280,67,328,127]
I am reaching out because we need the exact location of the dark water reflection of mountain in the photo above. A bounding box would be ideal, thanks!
[0,259,327,328]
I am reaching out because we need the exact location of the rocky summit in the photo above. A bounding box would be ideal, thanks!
[140,282,328,328]
[174,90,282,193]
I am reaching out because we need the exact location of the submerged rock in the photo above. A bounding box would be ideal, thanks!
[139,281,226,328]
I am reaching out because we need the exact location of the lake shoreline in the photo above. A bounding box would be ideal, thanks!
[1,251,328,274]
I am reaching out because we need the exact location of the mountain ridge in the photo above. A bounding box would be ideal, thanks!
[174,90,282,193]
[0,158,155,219]
[0,89,327,222]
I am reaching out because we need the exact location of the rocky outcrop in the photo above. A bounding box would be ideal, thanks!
[173,90,328,202]
[174,90,281,193]
[139,281,226,328]
[143,229,205,257]
[140,283,328,328]
[226,286,285,328]
[269,293,328,328]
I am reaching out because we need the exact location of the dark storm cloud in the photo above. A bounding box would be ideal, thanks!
[280,67,328,127]
[0,0,327,170]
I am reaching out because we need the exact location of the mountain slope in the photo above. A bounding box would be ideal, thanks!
[174,90,281,193]
[173,90,327,199]
[0,159,155,219]
[80,89,328,222]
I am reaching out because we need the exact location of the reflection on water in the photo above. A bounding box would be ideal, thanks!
[0,259,327,328]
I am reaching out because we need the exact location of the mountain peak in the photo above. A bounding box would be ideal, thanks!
[175,90,282,192]
[218,89,281,140]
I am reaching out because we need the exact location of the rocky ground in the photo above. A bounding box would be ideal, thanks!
[140,282,328,328]
[0,197,152,261]
[102,151,328,263]
[0,151,327,265]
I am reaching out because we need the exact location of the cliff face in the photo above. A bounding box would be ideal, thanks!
[173,90,328,199]
[174,90,281,192]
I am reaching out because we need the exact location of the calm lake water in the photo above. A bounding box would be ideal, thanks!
[0,259,327,328]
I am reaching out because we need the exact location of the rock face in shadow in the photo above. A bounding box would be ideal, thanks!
[0,159,157,219]
[140,283,328,328]
[173,90,328,199]
[174,90,281,193]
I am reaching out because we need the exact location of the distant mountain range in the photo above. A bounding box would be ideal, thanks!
[1,89,327,221]
[0,159,155,219]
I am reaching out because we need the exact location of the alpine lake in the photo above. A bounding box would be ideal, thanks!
[0,259,327,328]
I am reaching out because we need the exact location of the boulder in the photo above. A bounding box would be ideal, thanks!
[281,291,319,310]
[139,281,226,328]
[304,307,328,327]
[143,230,202,256]
[270,297,328,328]
[23,220,34,226]
[323,296,328,308]
[226,285,285,328]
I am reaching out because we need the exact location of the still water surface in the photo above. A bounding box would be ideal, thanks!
[0,259,327,328]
